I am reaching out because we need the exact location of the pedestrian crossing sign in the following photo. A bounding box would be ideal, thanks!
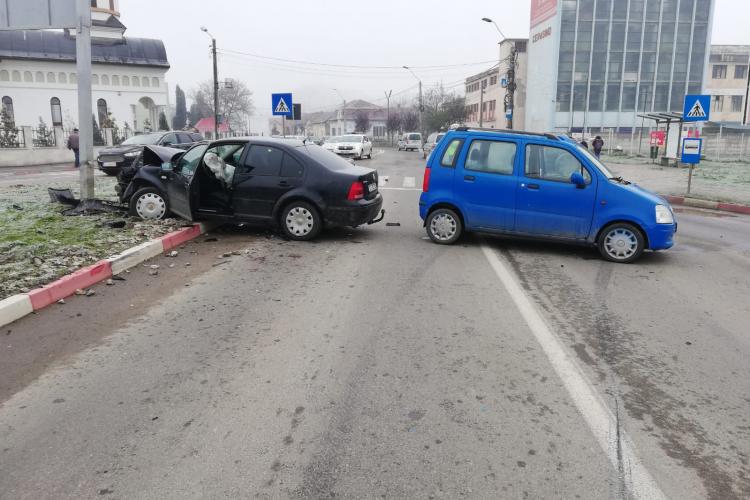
[683,94,710,122]
[271,93,293,117]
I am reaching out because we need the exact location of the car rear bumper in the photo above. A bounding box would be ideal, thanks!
[647,223,676,250]
[97,158,132,174]
[324,194,383,227]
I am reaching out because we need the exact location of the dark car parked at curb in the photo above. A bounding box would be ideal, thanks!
[117,138,384,240]
[97,131,203,176]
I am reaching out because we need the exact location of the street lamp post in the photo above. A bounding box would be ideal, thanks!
[403,66,423,147]
[333,88,346,136]
[482,17,516,129]
[200,26,219,139]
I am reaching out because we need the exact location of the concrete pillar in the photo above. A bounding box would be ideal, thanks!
[103,128,114,146]
[54,126,65,149]
[20,126,32,149]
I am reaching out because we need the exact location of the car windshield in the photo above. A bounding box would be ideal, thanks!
[325,137,341,143]
[575,144,615,178]
[408,133,421,141]
[340,135,363,143]
[301,144,355,170]
[121,133,164,146]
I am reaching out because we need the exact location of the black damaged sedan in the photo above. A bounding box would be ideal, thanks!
[117,137,384,240]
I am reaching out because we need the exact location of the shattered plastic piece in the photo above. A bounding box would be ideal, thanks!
[104,220,127,229]
[85,290,96,297]
[386,222,401,227]
[74,289,86,296]
[185,262,191,267]
[57,299,65,305]
[112,275,126,281]
[204,237,218,242]
[149,269,159,276]
[47,188,77,205]
[105,279,114,286]
[168,250,179,257]
[149,264,160,270]
[219,252,232,258]
[168,264,175,268]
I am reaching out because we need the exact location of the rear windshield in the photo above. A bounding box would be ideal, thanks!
[341,135,363,142]
[299,144,352,170]
[408,133,421,141]
[121,133,163,146]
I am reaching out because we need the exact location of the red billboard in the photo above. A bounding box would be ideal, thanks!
[531,0,558,28]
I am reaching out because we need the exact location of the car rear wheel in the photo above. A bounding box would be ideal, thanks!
[598,223,645,263]
[281,201,322,241]
[426,208,462,245]
[129,187,169,220]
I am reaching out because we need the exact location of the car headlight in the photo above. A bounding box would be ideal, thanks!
[124,151,140,158]
[655,204,674,224]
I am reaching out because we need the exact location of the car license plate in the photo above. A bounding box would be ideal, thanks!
[103,162,117,167]
[367,183,377,193]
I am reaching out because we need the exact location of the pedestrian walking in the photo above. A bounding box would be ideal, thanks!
[592,135,604,159]
[66,128,80,168]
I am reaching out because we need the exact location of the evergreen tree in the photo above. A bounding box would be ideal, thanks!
[188,103,202,127]
[92,114,104,146]
[0,108,20,148]
[158,111,169,131]
[172,85,187,130]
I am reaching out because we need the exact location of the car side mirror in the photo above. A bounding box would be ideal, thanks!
[570,172,586,188]
[161,162,172,171]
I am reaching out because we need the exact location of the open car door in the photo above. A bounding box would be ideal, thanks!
[147,144,207,222]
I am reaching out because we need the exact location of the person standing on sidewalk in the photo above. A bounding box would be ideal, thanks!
[66,128,80,168]
[592,135,604,159]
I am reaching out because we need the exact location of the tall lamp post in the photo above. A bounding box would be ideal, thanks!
[333,88,346,135]
[200,26,219,139]
[402,66,423,146]
[482,17,516,129]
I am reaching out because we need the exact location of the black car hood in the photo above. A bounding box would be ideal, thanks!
[142,145,187,166]
[98,144,144,155]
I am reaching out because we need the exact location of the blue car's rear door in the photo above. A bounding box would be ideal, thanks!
[514,143,597,239]
[455,138,518,230]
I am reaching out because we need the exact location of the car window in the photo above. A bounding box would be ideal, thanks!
[175,144,208,176]
[176,133,192,144]
[465,140,516,175]
[408,133,421,141]
[525,144,591,184]
[281,154,304,178]
[208,144,246,166]
[244,145,283,176]
[440,139,463,168]
[160,133,177,146]
[191,133,203,142]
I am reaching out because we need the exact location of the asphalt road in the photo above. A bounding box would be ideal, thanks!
[1,148,748,499]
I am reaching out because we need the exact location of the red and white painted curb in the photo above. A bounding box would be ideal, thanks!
[663,195,750,215]
[0,222,213,328]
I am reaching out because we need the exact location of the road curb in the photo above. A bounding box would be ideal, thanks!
[0,223,214,329]
[663,195,750,215]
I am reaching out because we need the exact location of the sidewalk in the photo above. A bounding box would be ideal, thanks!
[604,156,750,206]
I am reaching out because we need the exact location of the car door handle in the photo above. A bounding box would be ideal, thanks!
[526,183,540,190]
[464,175,476,182]
[278,180,290,187]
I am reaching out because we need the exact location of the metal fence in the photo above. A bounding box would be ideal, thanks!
[0,128,25,148]
[30,127,56,147]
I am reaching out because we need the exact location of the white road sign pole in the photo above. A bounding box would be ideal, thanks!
[76,0,94,200]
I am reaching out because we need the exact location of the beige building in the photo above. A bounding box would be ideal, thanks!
[706,45,749,124]
[464,39,527,130]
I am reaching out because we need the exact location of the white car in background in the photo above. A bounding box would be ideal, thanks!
[334,134,373,160]
[398,132,422,152]
[322,136,341,152]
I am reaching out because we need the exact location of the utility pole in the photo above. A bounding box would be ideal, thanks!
[201,27,219,139]
[482,17,515,130]
[743,64,750,126]
[385,89,392,146]
[333,88,346,136]
[479,81,485,127]
[403,66,424,147]
[76,0,94,199]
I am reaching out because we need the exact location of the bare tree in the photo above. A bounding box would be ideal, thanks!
[191,79,255,131]
[402,111,419,133]
[422,84,465,133]
[354,111,371,133]
[386,112,402,137]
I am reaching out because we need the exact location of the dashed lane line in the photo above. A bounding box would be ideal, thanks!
[480,242,667,500]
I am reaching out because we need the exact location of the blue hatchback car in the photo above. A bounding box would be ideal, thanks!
[419,127,677,263]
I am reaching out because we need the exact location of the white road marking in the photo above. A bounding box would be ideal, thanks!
[378,176,389,187]
[480,243,666,500]
[402,176,416,188]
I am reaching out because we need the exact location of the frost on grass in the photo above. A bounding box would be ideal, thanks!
[0,176,182,299]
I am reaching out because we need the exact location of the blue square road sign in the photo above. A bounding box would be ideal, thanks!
[683,94,710,122]
[272,93,293,117]
[681,138,702,164]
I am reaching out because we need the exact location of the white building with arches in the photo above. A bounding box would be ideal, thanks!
[0,0,170,156]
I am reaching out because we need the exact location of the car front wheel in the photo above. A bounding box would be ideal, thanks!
[598,223,645,263]
[426,208,462,245]
[280,201,322,241]
[129,187,168,220]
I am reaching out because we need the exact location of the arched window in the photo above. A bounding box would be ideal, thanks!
[58,72,67,84]
[122,75,130,86]
[92,74,99,85]
[24,71,33,82]
[12,70,21,82]
[101,74,110,85]
[47,72,56,83]
[142,77,150,88]
[50,97,62,126]
[112,75,120,86]
[97,99,108,126]
[0,70,9,81]
[151,77,159,87]
[132,76,140,86]
[34,71,44,82]
[2,96,14,124]
[70,73,77,83]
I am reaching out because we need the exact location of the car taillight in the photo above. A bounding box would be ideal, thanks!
[347,181,365,201]
[422,167,431,192]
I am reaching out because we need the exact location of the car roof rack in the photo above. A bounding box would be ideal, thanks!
[452,126,559,141]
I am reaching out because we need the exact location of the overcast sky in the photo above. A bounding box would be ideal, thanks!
[123,0,749,127]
